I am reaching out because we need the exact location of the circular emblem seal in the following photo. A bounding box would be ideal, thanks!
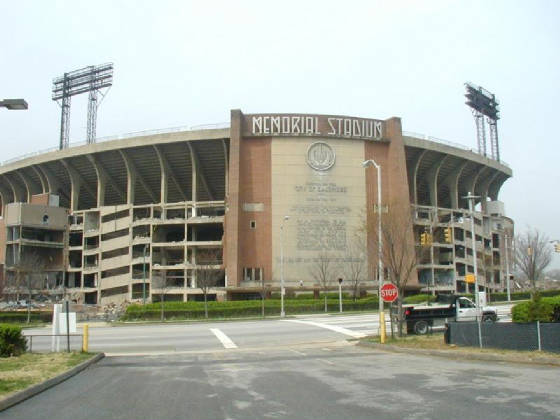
[307,141,335,171]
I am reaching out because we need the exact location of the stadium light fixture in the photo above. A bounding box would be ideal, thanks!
[0,98,28,110]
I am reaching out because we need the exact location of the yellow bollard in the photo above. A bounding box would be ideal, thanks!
[379,312,386,344]
[82,324,89,353]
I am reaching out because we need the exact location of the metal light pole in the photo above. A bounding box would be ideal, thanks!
[142,244,148,305]
[0,98,28,110]
[280,215,290,318]
[504,233,511,301]
[464,192,480,309]
[362,160,384,315]
[338,278,343,313]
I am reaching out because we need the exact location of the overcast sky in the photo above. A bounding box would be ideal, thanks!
[1,0,559,268]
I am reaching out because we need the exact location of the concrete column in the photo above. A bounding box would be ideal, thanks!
[224,109,243,287]
[32,166,48,193]
[445,161,467,210]
[190,144,197,216]
[61,161,81,212]
[155,146,168,205]
[411,150,427,205]
[120,151,136,205]
[87,157,106,208]
[2,175,25,203]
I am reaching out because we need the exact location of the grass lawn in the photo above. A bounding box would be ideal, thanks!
[0,352,95,399]
[367,333,560,362]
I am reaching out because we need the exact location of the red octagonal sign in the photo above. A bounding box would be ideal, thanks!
[380,283,398,303]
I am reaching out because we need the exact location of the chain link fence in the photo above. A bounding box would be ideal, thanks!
[445,321,560,353]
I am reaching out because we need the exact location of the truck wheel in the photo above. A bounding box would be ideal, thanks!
[482,314,495,323]
[413,320,429,335]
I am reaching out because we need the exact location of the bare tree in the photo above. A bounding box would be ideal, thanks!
[150,274,171,321]
[344,236,367,301]
[370,204,424,336]
[515,228,553,295]
[195,249,224,318]
[260,276,270,318]
[11,251,45,323]
[309,251,340,312]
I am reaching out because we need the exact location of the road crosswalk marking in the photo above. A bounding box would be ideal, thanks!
[281,319,368,338]
[210,328,238,349]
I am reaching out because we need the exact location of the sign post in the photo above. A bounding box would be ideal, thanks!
[379,284,399,343]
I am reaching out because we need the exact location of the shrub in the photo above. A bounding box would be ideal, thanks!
[403,294,436,304]
[512,295,560,323]
[0,324,27,357]
[0,312,52,323]
[490,290,560,302]
[122,297,379,320]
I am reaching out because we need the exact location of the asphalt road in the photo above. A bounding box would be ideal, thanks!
[23,305,514,354]
[2,342,558,420]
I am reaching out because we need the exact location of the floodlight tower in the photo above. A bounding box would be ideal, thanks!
[464,82,501,162]
[52,63,113,149]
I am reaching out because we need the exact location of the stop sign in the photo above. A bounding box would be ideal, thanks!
[380,283,398,303]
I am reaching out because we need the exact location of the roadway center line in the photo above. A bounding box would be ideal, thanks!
[281,319,367,338]
[210,328,238,349]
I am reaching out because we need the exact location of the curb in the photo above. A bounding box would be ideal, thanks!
[356,341,560,367]
[0,353,105,412]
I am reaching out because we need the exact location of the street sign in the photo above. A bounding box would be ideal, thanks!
[380,283,398,303]
[465,274,475,284]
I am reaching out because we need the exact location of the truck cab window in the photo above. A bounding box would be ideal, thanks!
[459,298,474,308]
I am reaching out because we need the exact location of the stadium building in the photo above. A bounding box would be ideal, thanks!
[0,110,513,305]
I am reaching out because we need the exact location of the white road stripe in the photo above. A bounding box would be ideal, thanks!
[297,315,378,323]
[282,319,367,338]
[325,321,379,328]
[210,328,238,349]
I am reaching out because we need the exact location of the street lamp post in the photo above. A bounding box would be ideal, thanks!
[464,192,480,310]
[280,215,290,318]
[0,98,28,110]
[362,160,384,314]
[142,244,148,305]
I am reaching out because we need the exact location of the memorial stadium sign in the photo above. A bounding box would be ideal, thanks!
[245,113,384,140]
